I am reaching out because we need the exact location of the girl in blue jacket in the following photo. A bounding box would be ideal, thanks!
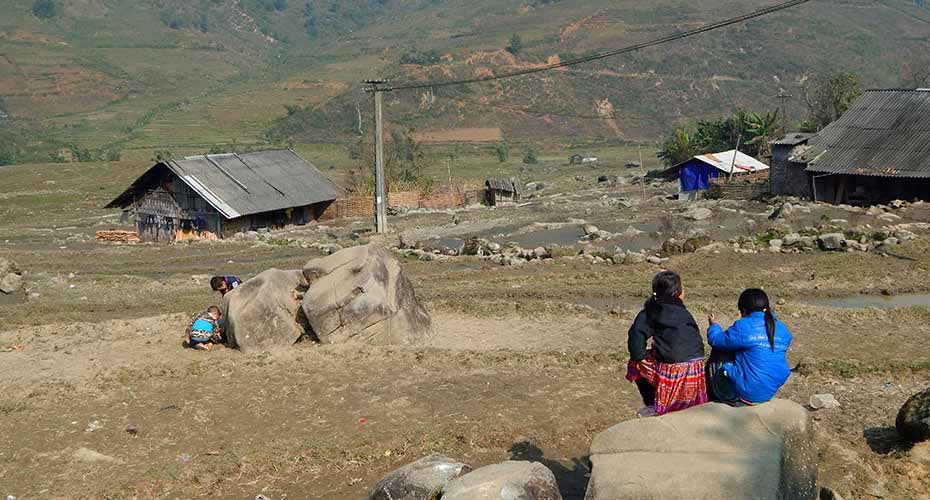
[706,288,792,405]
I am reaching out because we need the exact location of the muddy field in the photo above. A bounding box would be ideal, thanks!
[2,161,930,500]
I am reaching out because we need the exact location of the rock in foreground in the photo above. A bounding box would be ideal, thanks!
[585,400,817,500]
[0,257,23,294]
[442,461,562,500]
[367,454,471,500]
[224,268,307,351]
[301,244,431,345]
[897,387,930,443]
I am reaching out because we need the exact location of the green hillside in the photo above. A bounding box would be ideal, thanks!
[1,0,929,164]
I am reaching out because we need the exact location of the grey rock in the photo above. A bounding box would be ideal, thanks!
[0,257,18,277]
[889,199,906,209]
[367,454,472,500]
[878,212,901,222]
[783,233,801,247]
[682,207,713,221]
[866,206,885,216]
[646,256,663,265]
[224,269,307,352]
[301,244,431,345]
[799,237,816,249]
[585,400,817,500]
[818,233,845,251]
[624,252,646,264]
[0,273,23,294]
[442,461,562,500]
[809,393,840,410]
[583,225,600,236]
[533,247,550,259]
[525,182,547,191]
[882,237,899,247]
[896,387,930,442]
[768,239,783,250]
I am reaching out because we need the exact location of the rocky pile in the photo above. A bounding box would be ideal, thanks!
[897,387,930,443]
[223,244,431,351]
[368,456,561,500]
[585,400,817,500]
[0,258,24,295]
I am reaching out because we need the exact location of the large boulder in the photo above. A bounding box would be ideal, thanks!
[367,454,472,500]
[682,207,713,221]
[442,461,562,500]
[585,400,817,500]
[896,388,930,443]
[224,268,307,351]
[301,244,431,345]
[0,257,23,295]
[818,233,845,251]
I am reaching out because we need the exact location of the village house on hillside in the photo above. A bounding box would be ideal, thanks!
[106,150,341,242]
[783,89,930,204]
[484,178,522,206]
[661,149,770,201]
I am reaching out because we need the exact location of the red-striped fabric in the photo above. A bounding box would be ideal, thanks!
[626,350,708,415]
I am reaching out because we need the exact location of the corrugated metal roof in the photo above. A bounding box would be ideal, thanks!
[661,150,769,178]
[694,150,769,174]
[771,133,816,146]
[106,150,341,218]
[485,178,520,193]
[804,90,930,178]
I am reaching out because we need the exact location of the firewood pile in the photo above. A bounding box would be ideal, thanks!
[95,230,142,244]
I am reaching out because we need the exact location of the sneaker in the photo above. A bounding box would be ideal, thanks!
[636,405,657,418]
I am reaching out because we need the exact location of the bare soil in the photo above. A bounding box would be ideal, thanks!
[2,162,930,500]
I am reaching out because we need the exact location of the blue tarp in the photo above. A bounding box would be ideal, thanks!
[679,160,722,192]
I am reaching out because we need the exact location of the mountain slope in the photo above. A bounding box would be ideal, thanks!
[1,0,929,162]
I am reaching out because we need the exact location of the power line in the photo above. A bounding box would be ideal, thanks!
[382,0,814,92]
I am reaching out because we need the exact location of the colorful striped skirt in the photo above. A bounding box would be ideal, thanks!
[626,350,708,415]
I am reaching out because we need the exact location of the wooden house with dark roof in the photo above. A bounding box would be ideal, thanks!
[106,150,341,241]
[788,89,930,204]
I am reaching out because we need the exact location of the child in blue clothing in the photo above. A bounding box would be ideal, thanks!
[706,288,792,405]
[185,306,223,350]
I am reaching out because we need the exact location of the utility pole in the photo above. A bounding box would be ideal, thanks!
[775,90,792,135]
[637,146,647,200]
[364,80,389,234]
[727,132,742,182]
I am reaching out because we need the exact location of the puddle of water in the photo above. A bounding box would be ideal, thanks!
[803,294,930,309]
[496,226,586,248]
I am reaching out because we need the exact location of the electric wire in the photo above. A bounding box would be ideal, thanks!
[375,0,814,92]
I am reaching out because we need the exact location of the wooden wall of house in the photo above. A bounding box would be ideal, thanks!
[223,202,329,236]
[131,171,223,242]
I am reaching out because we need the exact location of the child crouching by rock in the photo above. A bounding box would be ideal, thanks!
[185,306,224,350]
[626,270,708,417]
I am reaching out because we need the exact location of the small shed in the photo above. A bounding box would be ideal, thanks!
[569,154,598,165]
[661,150,770,200]
[484,178,521,206]
[770,133,816,198]
[106,150,341,241]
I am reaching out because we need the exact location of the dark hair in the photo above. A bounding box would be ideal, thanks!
[210,276,224,291]
[738,288,775,350]
[207,305,221,315]
[652,270,683,300]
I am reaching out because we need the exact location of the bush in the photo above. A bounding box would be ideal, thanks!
[493,141,509,163]
[522,148,538,164]
[399,49,441,66]
[506,33,522,55]
[32,0,56,19]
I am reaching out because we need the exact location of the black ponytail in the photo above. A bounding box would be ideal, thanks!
[738,288,776,350]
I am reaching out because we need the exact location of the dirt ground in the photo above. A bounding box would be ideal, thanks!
[2,161,930,499]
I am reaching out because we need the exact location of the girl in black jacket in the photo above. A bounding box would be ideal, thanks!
[626,270,708,416]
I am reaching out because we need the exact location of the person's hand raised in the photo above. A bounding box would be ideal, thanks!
[707,313,718,326]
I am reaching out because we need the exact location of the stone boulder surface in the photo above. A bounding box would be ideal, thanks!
[301,244,431,345]
[818,233,845,251]
[896,387,930,442]
[224,268,307,351]
[585,400,817,500]
[367,454,472,500]
[0,257,23,294]
[441,461,562,500]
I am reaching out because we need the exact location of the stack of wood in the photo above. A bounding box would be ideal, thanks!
[95,230,142,244]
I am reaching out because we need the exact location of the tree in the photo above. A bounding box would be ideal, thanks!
[743,110,779,158]
[197,13,209,33]
[522,147,538,164]
[303,1,318,38]
[32,0,56,19]
[506,33,523,55]
[657,128,697,167]
[493,141,509,162]
[801,72,861,132]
